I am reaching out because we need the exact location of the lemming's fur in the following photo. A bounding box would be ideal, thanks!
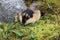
[18,9,41,25]
[18,9,34,25]
[22,9,34,25]
[18,3,41,25]
[18,12,22,24]
[25,9,41,25]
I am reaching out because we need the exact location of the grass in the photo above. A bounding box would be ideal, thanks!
[0,14,60,40]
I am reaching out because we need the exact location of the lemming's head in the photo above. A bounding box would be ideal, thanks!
[22,9,34,25]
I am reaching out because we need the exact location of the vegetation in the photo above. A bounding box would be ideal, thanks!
[0,0,60,40]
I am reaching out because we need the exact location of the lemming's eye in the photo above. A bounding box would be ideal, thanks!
[26,14,28,16]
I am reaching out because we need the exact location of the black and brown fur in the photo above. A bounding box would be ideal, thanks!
[18,4,41,25]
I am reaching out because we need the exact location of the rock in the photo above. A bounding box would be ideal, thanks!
[0,0,27,22]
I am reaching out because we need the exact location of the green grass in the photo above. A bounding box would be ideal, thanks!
[47,0,60,6]
[0,14,60,40]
